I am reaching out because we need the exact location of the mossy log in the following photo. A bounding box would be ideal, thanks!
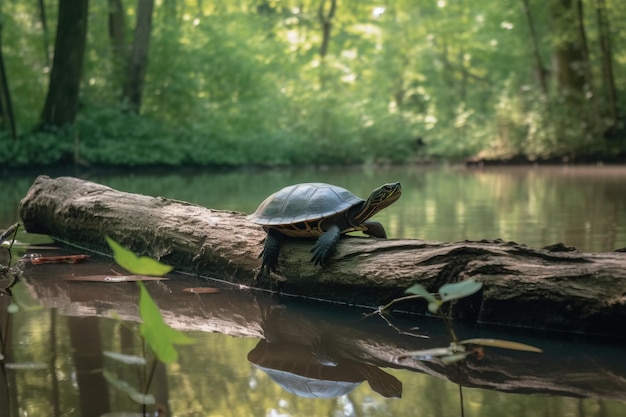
[19,175,626,336]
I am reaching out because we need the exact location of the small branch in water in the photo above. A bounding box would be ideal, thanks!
[363,294,425,319]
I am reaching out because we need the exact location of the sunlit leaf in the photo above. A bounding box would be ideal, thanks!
[137,281,193,363]
[103,350,147,365]
[103,370,155,405]
[404,283,438,303]
[427,300,442,314]
[460,338,543,352]
[105,235,173,276]
[439,280,483,302]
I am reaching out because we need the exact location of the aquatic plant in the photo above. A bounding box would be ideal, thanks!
[104,236,192,411]
[367,279,542,417]
[370,279,542,364]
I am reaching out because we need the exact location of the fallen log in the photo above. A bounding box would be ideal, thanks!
[18,175,626,336]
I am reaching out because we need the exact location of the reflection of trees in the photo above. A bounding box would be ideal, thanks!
[0,290,18,417]
[382,167,626,252]
[3,297,625,416]
[67,316,110,416]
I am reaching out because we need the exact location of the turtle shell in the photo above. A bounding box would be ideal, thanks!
[247,183,363,231]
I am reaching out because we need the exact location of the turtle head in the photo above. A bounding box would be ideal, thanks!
[354,182,402,221]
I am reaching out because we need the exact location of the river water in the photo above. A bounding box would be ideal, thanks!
[1,165,626,416]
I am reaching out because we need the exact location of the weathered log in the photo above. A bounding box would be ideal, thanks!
[18,175,626,336]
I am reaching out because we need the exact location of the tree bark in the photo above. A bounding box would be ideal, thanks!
[520,0,548,95]
[108,0,127,86]
[0,22,16,139]
[18,175,626,336]
[550,0,587,99]
[38,0,51,68]
[122,0,154,113]
[596,0,619,130]
[317,0,336,59]
[39,0,89,127]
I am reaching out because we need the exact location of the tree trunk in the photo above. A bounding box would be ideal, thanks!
[68,316,111,416]
[317,0,336,59]
[108,0,127,87]
[596,0,619,131]
[573,0,602,130]
[18,176,626,337]
[550,0,587,100]
[38,0,51,68]
[520,0,548,94]
[39,0,89,128]
[122,0,154,113]
[0,22,16,139]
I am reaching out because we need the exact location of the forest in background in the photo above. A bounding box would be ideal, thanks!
[0,0,624,168]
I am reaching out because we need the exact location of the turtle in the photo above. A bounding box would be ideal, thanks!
[247,182,402,272]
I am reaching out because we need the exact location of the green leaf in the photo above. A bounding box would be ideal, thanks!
[405,283,438,303]
[405,283,443,313]
[439,280,483,302]
[460,338,543,353]
[427,300,443,314]
[105,235,173,276]
[137,281,193,363]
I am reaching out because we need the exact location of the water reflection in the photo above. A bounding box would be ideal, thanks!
[1,252,626,416]
[249,304,402,399]
[248,339,402,399]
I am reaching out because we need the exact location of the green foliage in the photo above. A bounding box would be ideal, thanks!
[105,235,174,276]
[405,280,483,314]
[104,237,191,363]
[137,281,193,364]
[1,0,626,166]
[0,129,73,167]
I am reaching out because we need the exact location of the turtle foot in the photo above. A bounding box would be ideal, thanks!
[310,225,341,266]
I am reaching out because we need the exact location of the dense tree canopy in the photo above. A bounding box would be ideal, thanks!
[0,0,624,167]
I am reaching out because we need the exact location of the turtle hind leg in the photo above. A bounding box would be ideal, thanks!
[310,224,341,266]
[261,229,284,273]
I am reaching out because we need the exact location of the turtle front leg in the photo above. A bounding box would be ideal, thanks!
[362,220,387,238]
[261,229,284,273]
[311,224,341,265]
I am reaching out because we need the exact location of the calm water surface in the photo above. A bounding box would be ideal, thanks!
[1,165,626,416]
